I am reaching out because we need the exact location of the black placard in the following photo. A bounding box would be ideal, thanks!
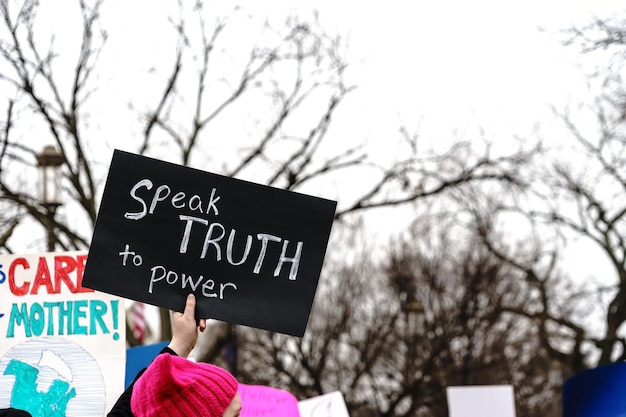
[83,150,336,336]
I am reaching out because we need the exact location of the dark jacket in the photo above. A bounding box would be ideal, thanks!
[0,408,33,417]
[107,347,177,417]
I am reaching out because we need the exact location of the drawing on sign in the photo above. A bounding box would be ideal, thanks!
[84,150,336,336]
[0,338,106,417]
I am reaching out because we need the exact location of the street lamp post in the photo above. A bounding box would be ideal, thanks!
[405,299,425,381]
[36,145,64,252]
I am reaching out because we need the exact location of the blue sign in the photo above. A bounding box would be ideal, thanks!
[563,362,626,417]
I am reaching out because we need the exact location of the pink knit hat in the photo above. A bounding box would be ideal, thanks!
[131,353,239,417]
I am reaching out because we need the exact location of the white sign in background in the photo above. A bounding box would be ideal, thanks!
[298,391,350,417]
[447,385,516,417]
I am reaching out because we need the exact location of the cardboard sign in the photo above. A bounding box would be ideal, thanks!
[238,384,300,417]
[0,251,126,417]
[562,362,626,417]
[83,150,336,336]
[298,391,350,417]
[446,385,516,417]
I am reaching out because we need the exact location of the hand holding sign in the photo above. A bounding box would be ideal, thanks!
[168,294,206,358]
[83,150,336,336]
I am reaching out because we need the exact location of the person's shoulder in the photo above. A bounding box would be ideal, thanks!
[0,408,33,417]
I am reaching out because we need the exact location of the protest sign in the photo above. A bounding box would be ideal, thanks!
[238,384,300,417]
[83,150,337,336]
[446,385,516,417]
[298,391,350,417]
[562,362,626,417]
[0,251,126,417]
[446,385,515,417]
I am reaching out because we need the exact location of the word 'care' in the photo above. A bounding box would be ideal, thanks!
[2,255,93,296]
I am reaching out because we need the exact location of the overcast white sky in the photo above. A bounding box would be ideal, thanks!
[93,0,625,163]
[25,0,622,242]
[19,0,616,160]
[33,0,620,247]
[92,0,626,335]
[248,0,624,144]
[287,1,623,287]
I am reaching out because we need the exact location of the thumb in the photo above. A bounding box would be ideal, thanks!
[183,293,196,318]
